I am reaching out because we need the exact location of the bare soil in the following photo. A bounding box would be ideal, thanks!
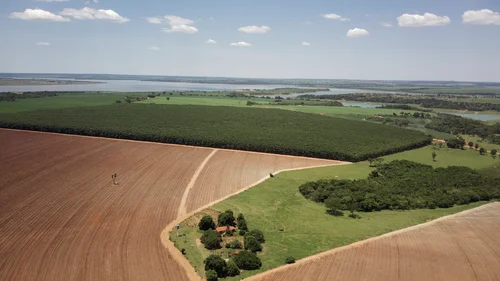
[0,129,340,281]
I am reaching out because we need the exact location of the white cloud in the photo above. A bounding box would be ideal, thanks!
[36,0,69,2]
[148,15,198,34]
[381,22,393,27]
[230,42,252,47]
[347,28,369,37]
[146,17,163,24]
[59,7,129,23]
[301,42,311,46]
[165,15,193,26]
[163,25,198,34]
[206,39,217,44]
[93,0,99,3]
[148,46,160,51]
[36,42,51,46]
[397,13,450,27]
[10,8,70,22]
[238,25,270,34]
[463,9,500,25]
[323,13,349,22]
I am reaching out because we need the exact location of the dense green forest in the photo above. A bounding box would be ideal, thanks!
[298,93,500,112]
[299,160,500,212]
[426,114,500,144]
[0,104,431,161]
[0,91,63,102]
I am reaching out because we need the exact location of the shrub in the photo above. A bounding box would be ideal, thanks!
[205,269,218,281]
[198,215,216,231]
[239,230,246,236]
[230,240,242,249]
[218,210,235,227]
[479,147,486,155]
[205,255,227,278]
[325,197,344,216]
[285,256,296,264]
[244,235,262,252]
[248,229,265,243]
[225,243,231,249]
[233,251,262,270]
[181,248,186,255]
[201,230,222,250]
[237,219,248,231]
[225,260,240,277]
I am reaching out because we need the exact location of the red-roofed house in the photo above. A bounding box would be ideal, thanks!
[215,226,235,233]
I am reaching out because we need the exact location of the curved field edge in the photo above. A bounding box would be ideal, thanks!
[0,104,431,161]
[246,202,500,281]
[160,162,351,281]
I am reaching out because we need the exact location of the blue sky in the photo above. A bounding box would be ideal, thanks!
[1,0,500,81]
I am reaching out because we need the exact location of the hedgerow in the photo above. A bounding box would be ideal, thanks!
[0,104,431,161]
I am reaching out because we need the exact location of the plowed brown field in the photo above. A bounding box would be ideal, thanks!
[250,202,500,281]
[0,129,342,281]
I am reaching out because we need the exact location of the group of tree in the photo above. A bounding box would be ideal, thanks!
[427,114,500,145]
[204,250,263,280]
[200,230,223,250]
[300,160,500,212]
[302,93,500,112]
[0,91,59,102]
[204,255,243,280]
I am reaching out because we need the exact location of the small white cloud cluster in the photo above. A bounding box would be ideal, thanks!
[148,46,160,51]
[206,39,217,44]
[229,42,252,47]
[10,8,70,22]
[301,42,311,46]
[238,25,270,34]
[462,9,500,25]
[60,7,129,23]
[397,13,450,27]
[147,15,199,34]
[347,28,369,37]
[323,13,349,22]
[10,7,129,23]
[36,42,51,46]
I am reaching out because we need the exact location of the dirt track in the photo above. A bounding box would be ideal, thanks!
[0,129,342,281]
[249,202,500,281]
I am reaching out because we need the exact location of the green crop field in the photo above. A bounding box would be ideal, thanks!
[0,104,430,161]
[172,145,499,280]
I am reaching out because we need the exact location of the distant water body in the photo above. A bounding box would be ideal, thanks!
[0,79,297,92]
[0,79,399,95]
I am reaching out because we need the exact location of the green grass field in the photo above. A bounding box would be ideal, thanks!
[0,93,133,113]
[171,145,499,279]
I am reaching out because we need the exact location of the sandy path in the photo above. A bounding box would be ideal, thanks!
[248,202,500,281]
[178,149,219,217]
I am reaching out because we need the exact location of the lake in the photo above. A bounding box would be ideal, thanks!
[446,112,500,122]
[0,80,295,92]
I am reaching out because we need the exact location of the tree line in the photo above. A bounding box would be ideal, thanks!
[298,93,500,112]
